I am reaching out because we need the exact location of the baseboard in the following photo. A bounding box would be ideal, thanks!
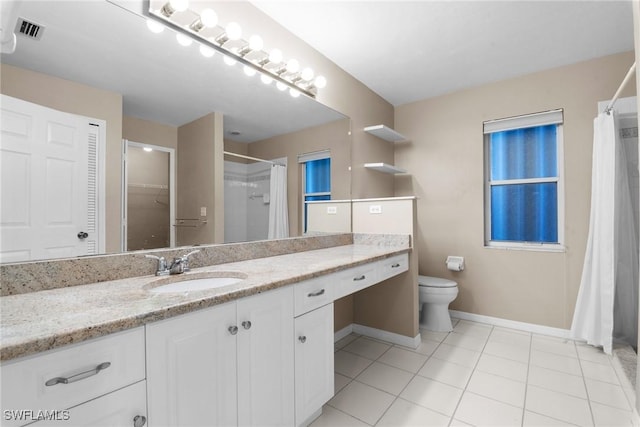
[334,324,354,343]
[449,310,571,339]
[334,323,421,348]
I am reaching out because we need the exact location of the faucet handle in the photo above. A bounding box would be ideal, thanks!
[145,254,169,276]
[180,250,200,272]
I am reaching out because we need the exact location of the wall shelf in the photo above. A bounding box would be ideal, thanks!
[364,125,408,143]
[364,163,407,175]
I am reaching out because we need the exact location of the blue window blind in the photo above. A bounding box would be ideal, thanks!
[303,158,331,232]
[487,124,559,244]
[305,158,331,194]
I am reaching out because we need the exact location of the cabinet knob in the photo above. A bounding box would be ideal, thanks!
[228,325,238,335]
[133,415,147,427]
[353,275,366,281]
[241,320,252,330]
[298,335,307,343]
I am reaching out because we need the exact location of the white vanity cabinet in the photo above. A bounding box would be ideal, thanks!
[0,327,146,427]
[146,285,294,427]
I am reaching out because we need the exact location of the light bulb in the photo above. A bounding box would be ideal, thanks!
[248,35,264,52]
[226,22,242,41]
[160,0,188,16]
[301,67,314,81]
[200,9,218,28]
[289,88,301,98]
[244,66,256,77]
[146,19,164,34]
[224,55,237,66]
[261,74,273,85]
[199,44,215,58]
[176,33,193,47]
[276,81,287,91]
[286,59,300,73]
[314,75,327,89]
[143,147,153,152]
[268,49,283,64]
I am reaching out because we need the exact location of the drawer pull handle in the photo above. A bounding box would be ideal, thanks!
[391,263,401,268]
[133,415,147,427]
[353,275,366,281]
[242,320,252,330]
[298,335,307,343]
[45,362,111,386]
[308,289,325,297]
[228,325,238,335]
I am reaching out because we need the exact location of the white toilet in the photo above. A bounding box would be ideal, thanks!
[418,275,459,332]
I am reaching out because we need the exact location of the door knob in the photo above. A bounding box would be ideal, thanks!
[77,231,89,239]
[228,325,238,335]
[133,415,147,427]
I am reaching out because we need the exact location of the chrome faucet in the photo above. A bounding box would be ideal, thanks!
[145,254,169,276]
[169,250,200,275]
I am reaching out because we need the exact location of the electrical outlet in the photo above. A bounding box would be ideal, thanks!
[369,205,382,214]
[200,207,207,216]
[327,206,337,215]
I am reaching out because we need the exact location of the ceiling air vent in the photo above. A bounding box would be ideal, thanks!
[15,18,45,41]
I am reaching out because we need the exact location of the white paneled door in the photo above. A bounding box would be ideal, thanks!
[0,95,104,263]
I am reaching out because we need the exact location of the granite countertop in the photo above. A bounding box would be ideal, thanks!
[0,244,409,362]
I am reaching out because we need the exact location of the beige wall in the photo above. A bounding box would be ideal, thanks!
[352,198,419,338]
[307,201,352,234]
[248,118,351,236]
[394,51,637,329]
[176,112,224,246]
[1,64,123,253]
[123,115,178,151]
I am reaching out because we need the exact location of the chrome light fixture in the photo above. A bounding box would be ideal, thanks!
[147,0,327,98]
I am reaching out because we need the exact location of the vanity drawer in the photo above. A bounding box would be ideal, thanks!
[294,276,334,317]
[1,327,145,426]
[377,253,409,282]
[334,263,378,300]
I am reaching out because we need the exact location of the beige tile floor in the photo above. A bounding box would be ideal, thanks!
[311,318,639,427]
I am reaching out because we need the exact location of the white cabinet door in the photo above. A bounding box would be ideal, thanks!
[294,304,334,426]
[237,286,294,427]
[146,301,238,427]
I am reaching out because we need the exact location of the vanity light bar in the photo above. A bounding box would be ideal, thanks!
[146,0,326,99]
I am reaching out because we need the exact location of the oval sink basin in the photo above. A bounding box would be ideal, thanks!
[146,271,247,294]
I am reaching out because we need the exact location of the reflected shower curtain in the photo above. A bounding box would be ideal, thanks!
[268,164,289,239]
[571,112,617,354]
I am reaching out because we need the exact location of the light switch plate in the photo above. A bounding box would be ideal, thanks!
[369,205,382,214]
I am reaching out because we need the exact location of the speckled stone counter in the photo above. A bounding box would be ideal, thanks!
[1,239,410,362]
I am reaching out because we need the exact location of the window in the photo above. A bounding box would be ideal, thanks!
[299,151,331,232]
[484,110,564,249]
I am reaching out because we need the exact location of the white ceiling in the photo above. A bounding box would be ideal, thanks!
[253,1,636,106]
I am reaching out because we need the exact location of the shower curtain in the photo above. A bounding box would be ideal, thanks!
[268,164,289,239]
[571,111,639,353]
[571,112,617,354]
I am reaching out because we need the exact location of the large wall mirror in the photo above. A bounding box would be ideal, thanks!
[0,0,351,264]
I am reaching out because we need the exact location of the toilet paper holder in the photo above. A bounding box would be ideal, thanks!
[445,256,465,272]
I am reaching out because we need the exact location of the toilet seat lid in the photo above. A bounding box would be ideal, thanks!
[418,275,457,288]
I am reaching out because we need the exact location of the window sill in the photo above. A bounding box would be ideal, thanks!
[484,242,566,253]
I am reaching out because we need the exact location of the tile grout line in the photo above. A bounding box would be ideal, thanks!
[575,341,597,427]
[520,327,533,426]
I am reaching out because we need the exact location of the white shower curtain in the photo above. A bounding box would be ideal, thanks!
[571,112,618,354]
[268,164,289,239]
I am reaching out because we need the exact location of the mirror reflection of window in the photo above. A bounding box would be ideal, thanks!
[302,156,331,232]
